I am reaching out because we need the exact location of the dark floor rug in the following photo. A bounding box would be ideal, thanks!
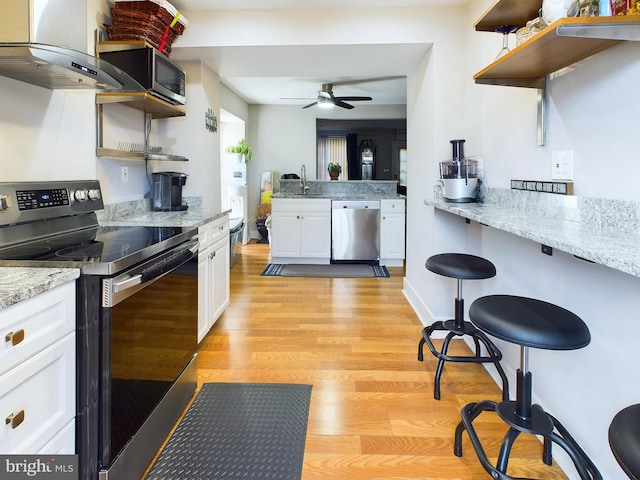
[261,263,390,278]
[146,382,312,480]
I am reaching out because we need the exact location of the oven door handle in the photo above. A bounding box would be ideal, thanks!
[139,248,193,283]
[110,239,198,294]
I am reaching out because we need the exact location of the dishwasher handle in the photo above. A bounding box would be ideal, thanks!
[332,200,380,210]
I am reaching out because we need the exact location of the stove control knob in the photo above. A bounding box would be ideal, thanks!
[88,189,101,201]
[0,194,10,211]
[74,189,88,202]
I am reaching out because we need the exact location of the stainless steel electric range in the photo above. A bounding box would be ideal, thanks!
[0,180,199,480]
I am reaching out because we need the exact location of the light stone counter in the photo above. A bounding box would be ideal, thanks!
[100,208,230,228]
[98,197,231,229]
[0,268,79,309]
[425,187,640,278]
[276,179,404,200]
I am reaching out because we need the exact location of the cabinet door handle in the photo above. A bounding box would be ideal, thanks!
[6,410,25,429]
[5,329,25,346]
[218,225,224,231]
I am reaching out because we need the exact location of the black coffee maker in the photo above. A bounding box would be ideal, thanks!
[152,172,188,211]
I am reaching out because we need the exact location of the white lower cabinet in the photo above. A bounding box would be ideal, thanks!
[0,283,76,454]
[380,199,406,267]
[198,216,230,343]
[271,198,331,264]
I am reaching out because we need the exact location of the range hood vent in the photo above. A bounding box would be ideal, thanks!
[0,43,143,91]
[0,0,142,91]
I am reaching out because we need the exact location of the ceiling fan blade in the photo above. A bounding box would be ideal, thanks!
[334,100,354,109]
[302,101,318,109]
[334,96,372,102]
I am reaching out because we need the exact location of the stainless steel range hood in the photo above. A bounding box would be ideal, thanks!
[0,43,143,90]
[0,0,141,91]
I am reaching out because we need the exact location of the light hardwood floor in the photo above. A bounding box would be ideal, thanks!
[155,241,570,479]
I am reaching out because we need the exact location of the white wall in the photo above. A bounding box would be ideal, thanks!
[0,77,97,182]
[157,61,222,211]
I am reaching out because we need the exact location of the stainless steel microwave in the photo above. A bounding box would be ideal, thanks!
[100,47,186,105]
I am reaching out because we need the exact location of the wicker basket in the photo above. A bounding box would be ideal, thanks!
[115,0,188,34]
[105,24,173,55]
[112,8,163,29]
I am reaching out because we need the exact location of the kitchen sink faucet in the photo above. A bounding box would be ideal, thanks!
[300,164,310,194]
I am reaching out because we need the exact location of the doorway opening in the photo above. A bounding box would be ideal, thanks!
[220,108,249,244]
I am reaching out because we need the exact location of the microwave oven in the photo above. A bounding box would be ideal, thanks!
[100,47,186,105]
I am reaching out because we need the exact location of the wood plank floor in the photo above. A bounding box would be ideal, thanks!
[151,241,570,479]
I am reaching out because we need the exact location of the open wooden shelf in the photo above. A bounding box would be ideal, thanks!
[97,40,156,54]
[475,0,542,32]
[96,92,186,119]
[474,16,640,88]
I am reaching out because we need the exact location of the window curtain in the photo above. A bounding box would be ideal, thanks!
[346,134,360,180]
[317,137,348,180]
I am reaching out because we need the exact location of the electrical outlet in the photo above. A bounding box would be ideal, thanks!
[551,150,574,180]
[121,166,129,183]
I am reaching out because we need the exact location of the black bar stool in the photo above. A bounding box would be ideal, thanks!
[454,295,602,480]
[418,253,509,400]
[609,404,640,479]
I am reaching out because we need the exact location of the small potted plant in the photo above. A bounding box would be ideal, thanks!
[328,162,342,180]
[225,139,253,163]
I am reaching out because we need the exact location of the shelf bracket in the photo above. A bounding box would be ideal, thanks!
[96,101,104,151]
[556,23,640,41]
[536,77,547,146]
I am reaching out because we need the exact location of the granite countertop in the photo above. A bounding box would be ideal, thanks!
[0,268,79,310]
[99,207,231,228]
[425,188,640,278]
[276,179,403,200]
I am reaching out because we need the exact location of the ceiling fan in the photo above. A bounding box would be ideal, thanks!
[301,83,372,110]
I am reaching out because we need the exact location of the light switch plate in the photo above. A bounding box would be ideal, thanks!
[551,150,574,180]
[121,166,129,183]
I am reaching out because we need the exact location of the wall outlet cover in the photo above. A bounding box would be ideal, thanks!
[551,150,574,180]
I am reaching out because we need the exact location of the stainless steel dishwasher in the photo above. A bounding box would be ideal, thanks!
[331,200,380,261]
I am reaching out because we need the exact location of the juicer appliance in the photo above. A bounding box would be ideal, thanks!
[439,139,479,203]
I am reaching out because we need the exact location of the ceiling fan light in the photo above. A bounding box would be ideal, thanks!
[317,96,334,109]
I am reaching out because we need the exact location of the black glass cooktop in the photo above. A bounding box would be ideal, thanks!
[0,225,197,275]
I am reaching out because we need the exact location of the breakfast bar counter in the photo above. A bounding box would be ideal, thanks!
[425,187,640,279]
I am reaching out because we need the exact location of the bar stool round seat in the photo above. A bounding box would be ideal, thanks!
[454,295,601,480]
[469,295,591,351]
[426,253,497,280]
[609,404,640,479]
[418,253,509,400]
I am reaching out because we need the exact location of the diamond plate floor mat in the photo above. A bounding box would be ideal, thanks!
[145,382,312,479]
